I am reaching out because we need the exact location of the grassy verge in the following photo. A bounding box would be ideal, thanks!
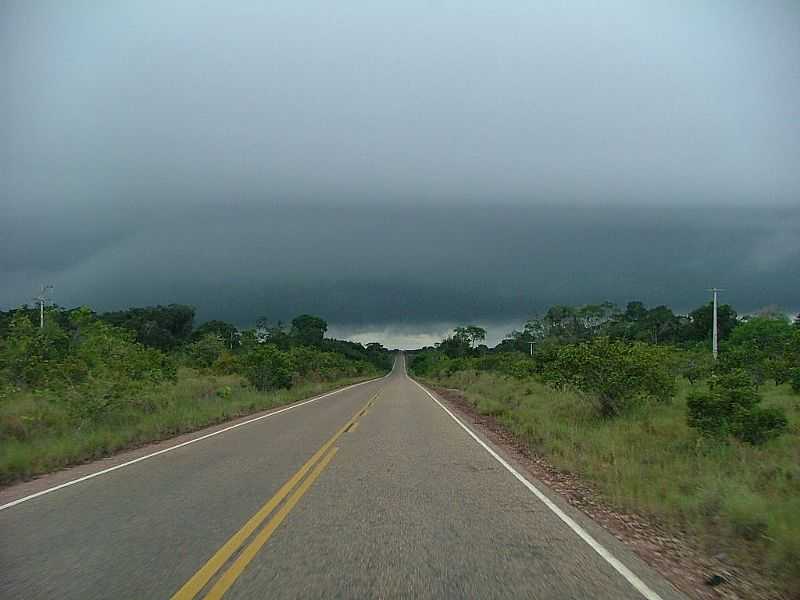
[419,370,800,587]
[0,368,377,486]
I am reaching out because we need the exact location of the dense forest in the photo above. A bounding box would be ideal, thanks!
[0,304,392,483]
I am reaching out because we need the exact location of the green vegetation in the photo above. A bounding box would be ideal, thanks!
[410,301,800,587]
[0,305,391,484]
[687,370,788,444]
[544,337,674,416]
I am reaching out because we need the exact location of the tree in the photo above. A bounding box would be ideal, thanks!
[688,302,737,342]
[677,349,714,384]
[543,305,582,340]
[187,334,227,369]
[577,302,616,337]
[722,316,795,385]
[544,338,675,416]
[437,334,471,358]
[727,315,793,354]
[290,314,327,346]
[191,320,238,348]
[624,301,648,322]
[241,344,294,390]
[687,370,788,444]
[638,305,690,344]
[790,368,800,394]
[100,304,195,350]
[454,325,486,348]
[522,317,546,341]
[498,318,546,352]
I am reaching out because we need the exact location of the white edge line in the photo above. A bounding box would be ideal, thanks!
[408,375,665,600]
[1,375,388,512]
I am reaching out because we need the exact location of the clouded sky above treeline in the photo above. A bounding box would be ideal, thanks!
[2,1,799,347]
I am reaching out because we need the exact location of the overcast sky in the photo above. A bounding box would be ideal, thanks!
[2,1,799,347]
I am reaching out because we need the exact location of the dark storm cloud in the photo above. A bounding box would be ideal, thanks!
[2,2,799,344]
[3,201,797,324]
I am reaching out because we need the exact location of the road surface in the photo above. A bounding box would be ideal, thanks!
[1,355,686,599]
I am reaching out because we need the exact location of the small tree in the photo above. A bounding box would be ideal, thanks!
[464,326,487,348]
[676,349,713,384]
[764,357,792,386]
[241,344,294,390]
[790,368,800,394]
[437,333,471,358]
[687,370,788,444]
[191,320,238,348]
[545,338,675,416]
[187,334,226,369]
[688,302,738,342]
[290,315,327,346]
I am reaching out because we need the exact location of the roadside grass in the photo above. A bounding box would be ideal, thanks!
[422,371,800,586]
[0,368,375,486]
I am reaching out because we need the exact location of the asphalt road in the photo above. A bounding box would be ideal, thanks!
[1,355,687,599]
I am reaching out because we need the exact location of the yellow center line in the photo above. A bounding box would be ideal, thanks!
[170,392,379,600]
[348,421,360,433]
[203,447,340,600]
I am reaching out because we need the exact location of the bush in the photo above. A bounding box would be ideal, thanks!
[489,353,536,379]
[531,338,562,374]
[241,344,294,391]
[187,334,226,369]
[687,370,788,444]
[734,406,790,445]
[543,338,675,416]
[0,313,69,388]
[790,368,800,394]
[675,350,713,384]
[764,357,792,386]
[212,351,239,375]
[409,351,450,378]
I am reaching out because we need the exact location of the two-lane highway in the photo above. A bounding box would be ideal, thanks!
[1,356,686,599]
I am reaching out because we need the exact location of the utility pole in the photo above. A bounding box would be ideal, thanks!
[707,288,724,360]
[34,284,54,329]
[528,341,535,357]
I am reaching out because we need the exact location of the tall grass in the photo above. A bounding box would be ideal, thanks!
[424,371,800,586]
[0,368,374,485]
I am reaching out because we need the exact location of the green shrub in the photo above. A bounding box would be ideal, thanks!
[187,334,226,369]
[0,312,69,387]
[212,351,239,375]
[687,370,788,444]
[409,351,451,378]
[544,337,675,416]
[790,368,800,394]
[675,350,713,384]
[241,344,294,391]
[491,353,536,379]
[764,357,792,386]
[734,406,790,445]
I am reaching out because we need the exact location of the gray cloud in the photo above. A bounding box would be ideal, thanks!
[2,2,799,343]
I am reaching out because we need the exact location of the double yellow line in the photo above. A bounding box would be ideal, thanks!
[171,393,378,600]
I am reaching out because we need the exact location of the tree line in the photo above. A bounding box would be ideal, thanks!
[500,300,742,351]
[0,304,392,424]
[411,299,800,445]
